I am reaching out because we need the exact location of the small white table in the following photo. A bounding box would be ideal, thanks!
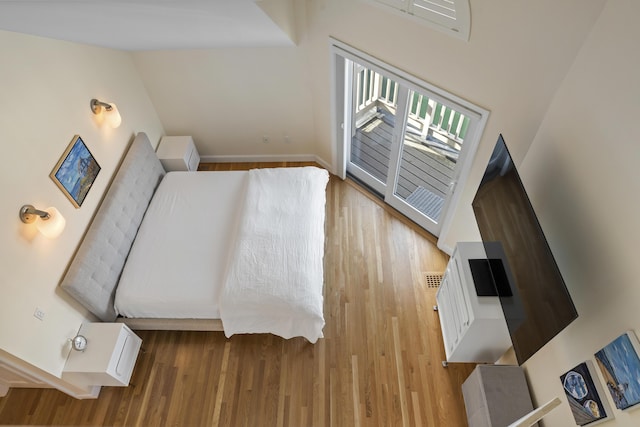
[62,323,142,387]
[156,135,200,171]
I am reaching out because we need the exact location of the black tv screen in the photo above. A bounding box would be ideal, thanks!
[472,134,578,364]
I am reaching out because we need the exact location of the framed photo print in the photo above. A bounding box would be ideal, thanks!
[560,360,613,425]
[594,330,640,411]
[50,135,101,208]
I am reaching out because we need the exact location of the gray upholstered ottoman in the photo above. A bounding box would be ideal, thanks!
[462,365,535,427]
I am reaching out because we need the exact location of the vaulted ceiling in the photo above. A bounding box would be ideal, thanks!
[0,0,295,50]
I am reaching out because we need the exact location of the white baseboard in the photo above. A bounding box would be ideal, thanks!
[199,154,334,174]
[314,157,333,172]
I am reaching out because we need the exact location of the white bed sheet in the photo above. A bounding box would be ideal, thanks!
[114,171,247,318]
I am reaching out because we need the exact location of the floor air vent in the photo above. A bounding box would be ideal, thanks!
[424,273,444,288]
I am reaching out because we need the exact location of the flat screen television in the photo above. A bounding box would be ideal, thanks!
[472,134,578,364]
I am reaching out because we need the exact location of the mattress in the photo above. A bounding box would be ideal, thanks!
[114,170,248,318]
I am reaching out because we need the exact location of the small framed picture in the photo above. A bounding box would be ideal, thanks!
[594,330,640,411]
[50,135,101,208]
[560,360,613,425]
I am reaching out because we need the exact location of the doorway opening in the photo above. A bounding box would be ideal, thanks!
[331,40,489,237]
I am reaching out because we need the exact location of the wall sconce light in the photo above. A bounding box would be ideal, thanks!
[90,99,121,128]
[19,205,66,238]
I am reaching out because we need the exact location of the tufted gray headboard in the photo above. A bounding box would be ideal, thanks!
[60,132,166,321]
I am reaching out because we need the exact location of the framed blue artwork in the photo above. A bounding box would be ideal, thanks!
[595,330,640,411]
[50,135,101,208]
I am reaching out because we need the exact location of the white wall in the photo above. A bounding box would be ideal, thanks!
[132,45,316,161]
[131,0,606,249]
[0,30,163,377]
[517,0,640,425]
[258,0,298,44]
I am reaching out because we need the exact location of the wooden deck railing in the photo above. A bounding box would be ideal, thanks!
[354,67,470,143]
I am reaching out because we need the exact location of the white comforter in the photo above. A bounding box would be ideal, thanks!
[219,166,329,343]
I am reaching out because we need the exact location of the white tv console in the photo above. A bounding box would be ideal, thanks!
[435,242,512,365]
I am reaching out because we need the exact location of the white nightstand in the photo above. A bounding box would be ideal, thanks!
[62,323,142,387]
[156,135,200,171]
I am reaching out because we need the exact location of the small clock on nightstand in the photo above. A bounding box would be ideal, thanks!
[62,323,142,387]
[156,136,201,171]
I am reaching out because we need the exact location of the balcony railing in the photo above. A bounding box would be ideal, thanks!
[354,67,470,146]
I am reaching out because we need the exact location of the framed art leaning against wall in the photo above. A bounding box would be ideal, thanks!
[560,360,613,426]
[594,330,640,411]
[50,135,101,208]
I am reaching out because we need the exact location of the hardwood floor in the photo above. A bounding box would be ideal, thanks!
[0,163,475,426]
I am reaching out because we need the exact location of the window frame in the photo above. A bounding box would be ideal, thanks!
[365,0,471,41]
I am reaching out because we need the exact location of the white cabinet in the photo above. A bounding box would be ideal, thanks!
[62,323,142,387]
[157,136,200,171]
[436,242,511,363]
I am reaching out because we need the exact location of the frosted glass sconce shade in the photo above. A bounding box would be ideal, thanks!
[90,99,121,128]
[19,205,66,238]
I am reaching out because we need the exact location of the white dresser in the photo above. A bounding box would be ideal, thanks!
[435,242,511,364]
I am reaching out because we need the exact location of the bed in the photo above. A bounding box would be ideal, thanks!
[60,132,329,343]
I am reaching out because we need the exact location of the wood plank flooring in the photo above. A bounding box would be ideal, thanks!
[0,162,475,426]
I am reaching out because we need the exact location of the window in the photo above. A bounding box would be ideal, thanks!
[368,0,471,41]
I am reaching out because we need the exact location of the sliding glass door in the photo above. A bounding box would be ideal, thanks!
[348,65,407,196]
[388,89,469,227]
[335,41,488,237]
